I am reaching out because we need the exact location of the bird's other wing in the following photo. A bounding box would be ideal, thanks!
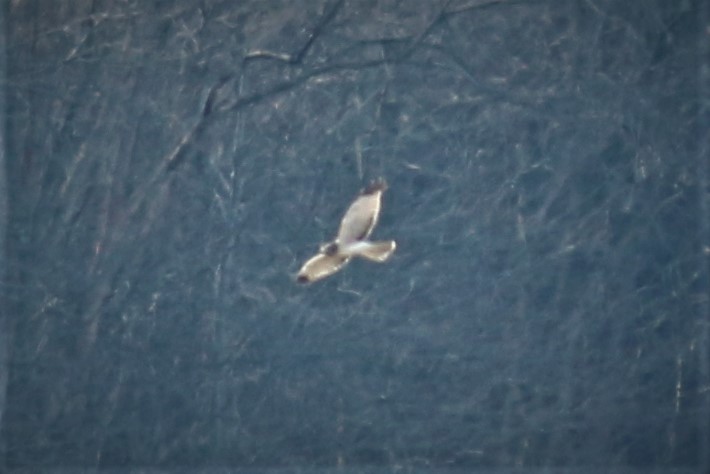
[296,252,350,283]
[336,179,387,244]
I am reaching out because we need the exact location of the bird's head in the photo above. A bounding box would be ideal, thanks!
[320,242,339,256]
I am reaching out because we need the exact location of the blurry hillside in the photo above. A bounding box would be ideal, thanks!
[0,0,708,471]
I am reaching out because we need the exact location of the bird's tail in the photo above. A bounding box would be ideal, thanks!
[356,240,396,262]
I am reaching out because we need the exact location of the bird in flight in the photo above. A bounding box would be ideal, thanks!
[297,178,396,284]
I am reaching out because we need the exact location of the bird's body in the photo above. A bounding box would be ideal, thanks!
[297,179,396,283]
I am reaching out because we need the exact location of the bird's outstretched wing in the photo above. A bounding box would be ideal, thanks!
[296,253,350,284]
[336,178,387,244]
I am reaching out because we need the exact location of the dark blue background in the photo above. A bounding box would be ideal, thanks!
[1,0,708,471]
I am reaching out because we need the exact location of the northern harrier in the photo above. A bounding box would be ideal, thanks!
[296,178,396,284]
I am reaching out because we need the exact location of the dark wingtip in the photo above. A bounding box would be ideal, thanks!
[361,177,388,195]
[296,274,310,284]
